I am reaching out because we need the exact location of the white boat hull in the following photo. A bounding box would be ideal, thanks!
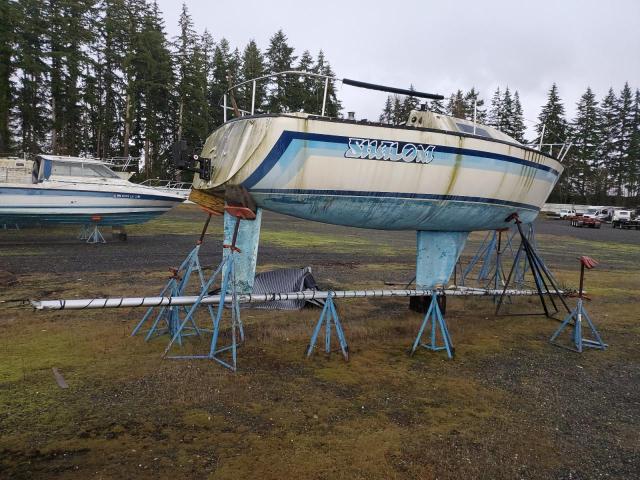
[0,182,184,226]
[195,114,563,231]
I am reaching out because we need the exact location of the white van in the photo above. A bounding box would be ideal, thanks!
[559,208,576,218]
[612,210,633,222]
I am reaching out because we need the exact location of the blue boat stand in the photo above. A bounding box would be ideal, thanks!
[130,243,212,343]
[306,292,349,360]
[549,256,607,352]
[549,298,607,352]
[410,292,454,359]
[78,222,106,244]
[132,214,216,343]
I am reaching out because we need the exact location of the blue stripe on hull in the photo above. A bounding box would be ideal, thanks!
[0,185,183,203]
[253,193,538,231]
[242,130,560,190]
[0,210,168,226]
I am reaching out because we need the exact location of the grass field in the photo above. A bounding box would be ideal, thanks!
[1,205,639,479]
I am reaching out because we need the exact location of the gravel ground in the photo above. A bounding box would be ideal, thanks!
[1,208,638,277]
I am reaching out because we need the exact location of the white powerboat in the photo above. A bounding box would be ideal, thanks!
[0,155,184,226]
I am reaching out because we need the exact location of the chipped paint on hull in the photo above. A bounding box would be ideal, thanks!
[255,193,538,231]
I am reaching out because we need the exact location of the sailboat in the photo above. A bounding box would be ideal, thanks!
[179,72,567,290]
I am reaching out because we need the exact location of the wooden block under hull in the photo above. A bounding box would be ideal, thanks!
[188,189,225,215]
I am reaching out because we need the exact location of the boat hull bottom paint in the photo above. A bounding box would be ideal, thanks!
[416,231,468,288]
[254,193,535,231]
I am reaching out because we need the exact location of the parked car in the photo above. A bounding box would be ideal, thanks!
[559,208,576,219]
[612,210,640,229]
[583,207,609,221]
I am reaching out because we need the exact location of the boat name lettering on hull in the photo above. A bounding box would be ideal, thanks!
[345,138,435,164]
[113,193,141,199]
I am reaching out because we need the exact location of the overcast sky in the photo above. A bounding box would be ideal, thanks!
[156,0,640,136]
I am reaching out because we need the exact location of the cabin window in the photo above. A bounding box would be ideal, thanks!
[50,161,120,179]
[456,122,491,138]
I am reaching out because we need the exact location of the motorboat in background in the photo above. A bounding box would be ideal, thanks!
[0,155,184,228]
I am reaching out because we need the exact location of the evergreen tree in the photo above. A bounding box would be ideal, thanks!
[173,3,208,152]
[209,37,231,126]
[222,45,242,117]
[47,0,95,154]
[199,29,215,130]
[15,0,50,153]
[501,87,514,136]
[93,0,130,159]
[401,85,419,118]
[313,50,340,117]
[626,89,640,198]
[446,90,466,118]
[379,96,393,124]
[121,0,150,158]
[511,91,526,143]
[535,84,568,154]
[0,0,18,152]
[130,0,175,177]
[614,82,635,196]
[487,87,503,130]
[428,98,445,114]
[597,88,618,201]
[391,95,403,124]
[265,29,295,112]
[291,50,314,113]
[464,87,486,124]
[536,84,569,200]
[240,39,265,114]
[571,87,600,201]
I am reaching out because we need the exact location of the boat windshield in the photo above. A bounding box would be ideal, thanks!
[51,161,121,179]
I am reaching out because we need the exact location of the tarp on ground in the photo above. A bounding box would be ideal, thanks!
[248,267,323,310]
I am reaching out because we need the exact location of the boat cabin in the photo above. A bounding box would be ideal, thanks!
[404,110,519,144]
[31,155,122,183]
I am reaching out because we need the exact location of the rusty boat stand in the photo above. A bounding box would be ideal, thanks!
[131,212,215,344]
[549,256,607,353]
[161,210,248,371]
